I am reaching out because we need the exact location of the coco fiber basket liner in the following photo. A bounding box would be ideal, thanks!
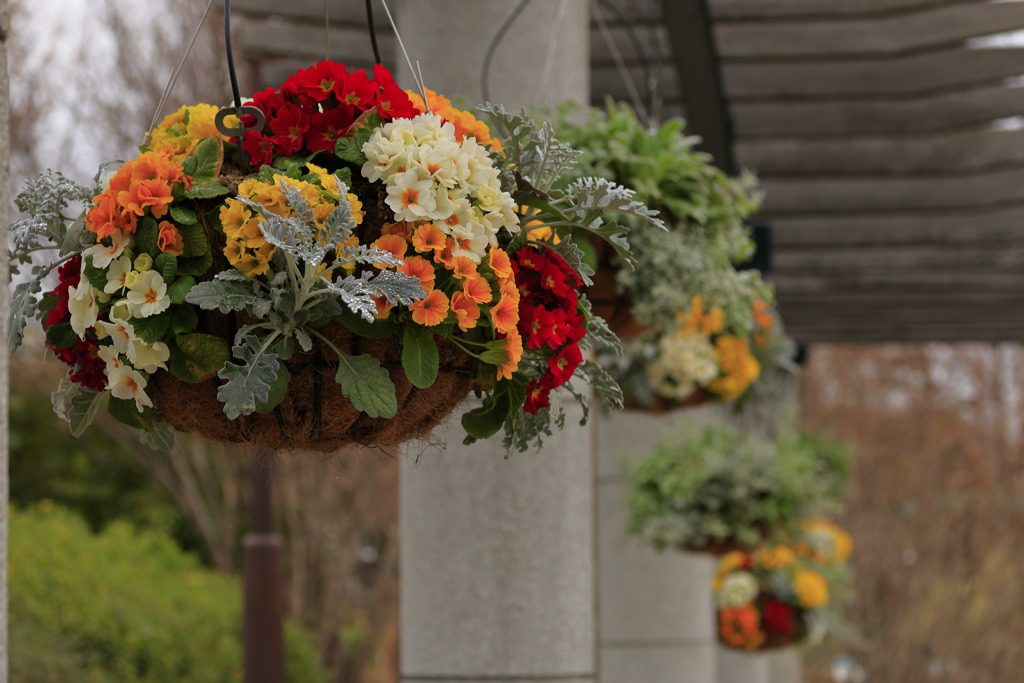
[152,322,476,452]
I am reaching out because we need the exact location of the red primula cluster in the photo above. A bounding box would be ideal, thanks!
[43,256,106,390]
[512,246,586,414]
[761,597,796,636]
[240,61,420,167]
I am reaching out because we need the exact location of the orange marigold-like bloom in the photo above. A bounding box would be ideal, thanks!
[719,605,764,651]
[406,87,502,151]
[450,291,480,332]
[462,274,493,305]
[495,328,523,381]
[398,256,436,291]
[118,179,175,219]
[487,247,513,281]
[85,194,138,238]
[709,336,761,401]
[410,289,450,327]
[411,222,447,253]
[489,294,519,334]
[157,221,185,256]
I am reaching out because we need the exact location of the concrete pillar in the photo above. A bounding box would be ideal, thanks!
[718,648,769,683]
[1,1,10,677]
[767,649,803,683]
[396,7,593,681]
[595,406,719,682]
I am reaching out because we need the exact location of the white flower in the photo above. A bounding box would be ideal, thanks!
[718,572,759,608]
[107,364,154,412]
[126,270,170,318]
[647,328,719,400]
[104,256,134,294]
[385,169,438,222]
[97,318,136,355]
[84,231,132,269]
[68,280,99,337]
[97,344,124,373]
[128,339,170,373]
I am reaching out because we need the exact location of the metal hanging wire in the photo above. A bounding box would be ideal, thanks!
[215,0,264,138]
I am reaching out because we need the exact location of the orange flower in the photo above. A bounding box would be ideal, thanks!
[451,256,478,280]
[410,289,449,327]
[499,278,520,308]
[462,274,493,305]
[411,222,447,253]
[450,291,480,331]
[374,296,395,319]
[487,247,513,280]
[157,221,185,256]
[495,328,523,380]
[398,256,436,291]
[372,234,409,266]
[118,179,175,218]
[489,294,519,334]
[381,221,417,240]
[433,238,459,269]
[85,194,137,238]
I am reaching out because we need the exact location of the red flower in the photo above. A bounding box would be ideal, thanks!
[249,87,286,118]
[547,343,583,386]
[761,597,795,636]
[307,106,356,153]
[524,379,552,414]
[241,130,276,167]
[268,104,310,151]
[69,338,107,391]
[372,64,419,120]
[292,60,348,103]
[337,68,375,108]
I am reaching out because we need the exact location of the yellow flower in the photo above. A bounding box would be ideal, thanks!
[793,570,829,609]
[708,336,760,401]
[146,104,229,160]
[713,551,748,592]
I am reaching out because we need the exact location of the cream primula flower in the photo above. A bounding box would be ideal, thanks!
[126,270,170,318]
[107,364,154,412]
[85,230,132,269]
[68,280,100,337]
[97,344,124,374]
[717,571,759,608]
[128,338,170,373]
[104,255,133,294]
[647,328,719,400]
[98,317,135,355]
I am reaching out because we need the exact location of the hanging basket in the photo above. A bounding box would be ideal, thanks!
[152,322,476,451]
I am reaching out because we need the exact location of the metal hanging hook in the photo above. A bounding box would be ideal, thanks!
[216,0,265,138]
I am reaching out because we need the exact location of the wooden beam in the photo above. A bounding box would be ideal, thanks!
[237,18,393,65]
[659,0,735,172]
[714,2,1024,60]
[709,0,976,22]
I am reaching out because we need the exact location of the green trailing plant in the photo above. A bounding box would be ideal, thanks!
[625,420,852,552]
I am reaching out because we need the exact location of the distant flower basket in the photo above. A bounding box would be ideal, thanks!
[8,61,663,453]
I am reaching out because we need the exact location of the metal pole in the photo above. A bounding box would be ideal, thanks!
[243,446,284,683]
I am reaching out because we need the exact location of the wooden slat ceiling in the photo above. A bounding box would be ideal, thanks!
[234,0,1024,343]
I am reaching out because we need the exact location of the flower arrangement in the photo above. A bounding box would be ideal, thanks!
[9,61,664,453]
[714,543,840,651]
[552,102,795,408]
[624,421,851,553]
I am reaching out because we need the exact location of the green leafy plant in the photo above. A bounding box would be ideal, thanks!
[625,421,851,551]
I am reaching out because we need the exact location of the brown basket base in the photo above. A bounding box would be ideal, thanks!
[153,325,476,452]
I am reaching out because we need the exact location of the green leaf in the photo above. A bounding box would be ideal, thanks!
[255,362,290,413]
[10,278,43,353]
[177,249,214,277]
[185,278,261,313]
[179,222,209,257]
[181,155,199,176]
[131,311,172,344]
[169,204,198,225]
[191,136,224,180]
[169,306,199,335]
[68,387,103,437]
[154,253,178,284]
[45,322,79,350]
[333,308,399,339]
[335,137,367,165]
[108,396,147,429]
[461,388,512,441]
[401,325,439,389]
[185,178,230,200]
[333,350,397,418]
[166,275,196,305]
[137,218,159,256]
[217,335,281,419]
[170,332,231,383]
[140,423,175,452]
[82,256,109,291]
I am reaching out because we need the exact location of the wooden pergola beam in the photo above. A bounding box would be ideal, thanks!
[659,0,736,174]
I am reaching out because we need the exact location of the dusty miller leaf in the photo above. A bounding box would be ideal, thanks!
[10,276,44,353]
[323,270,426,323]
[217,335,282,419]
[185,278,262,313]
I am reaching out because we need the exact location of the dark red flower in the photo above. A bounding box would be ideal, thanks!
[524,379,551,415]
[248,87,287,119]
[372,64,419,120]
[268,104,310,149]
[69,338,107,391]
[337,68,376,109]
[241,130,276,168]
[761,598,795,636]
[307,106,356,153]
[547,343,583,386]
[292,60,348,103]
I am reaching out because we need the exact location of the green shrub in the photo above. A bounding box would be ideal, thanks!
[626,421,851,551]
[10,503,329,683]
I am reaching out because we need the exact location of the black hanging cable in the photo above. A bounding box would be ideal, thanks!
[224,0,242,108]
[481,0,533,103]
[366,0,383,66]
[595,0,656,123]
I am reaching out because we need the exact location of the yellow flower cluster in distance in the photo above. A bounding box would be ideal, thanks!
[793,569,830,609]
[146,104,233,161]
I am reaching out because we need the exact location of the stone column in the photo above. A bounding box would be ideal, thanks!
[767,649,803,683]
[396,3,593,682]
[718,648,770,683]
[1,0,10,677]
[595,406,719,682]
